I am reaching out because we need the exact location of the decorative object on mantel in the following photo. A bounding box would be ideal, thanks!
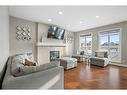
[16,26,32,41]
[63,37,67,44]
[40,32,46,42]
[65,35,74,44]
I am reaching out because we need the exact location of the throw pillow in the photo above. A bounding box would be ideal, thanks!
[24,59,36,66]
[95,52,108,58]
[97,52,104,58]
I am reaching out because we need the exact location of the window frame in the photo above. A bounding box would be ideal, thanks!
[98,28,122,63]
[79,33,92,55]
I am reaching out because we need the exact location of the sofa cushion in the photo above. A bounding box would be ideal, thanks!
[11,61,24,77]
[26,53,35,62]
[12,54,27,64]
[14,53,35,64]
[11,53,36,77]
[19,63,57,77]
[36,63,58,72]
[18,66,36,76]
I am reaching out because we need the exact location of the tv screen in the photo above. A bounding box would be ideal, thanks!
[47,26,65,40]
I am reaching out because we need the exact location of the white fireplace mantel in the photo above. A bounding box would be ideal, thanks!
[36,42,67,47]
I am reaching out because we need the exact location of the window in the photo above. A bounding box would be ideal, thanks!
[80,34,92,54]
[99,29,121,63]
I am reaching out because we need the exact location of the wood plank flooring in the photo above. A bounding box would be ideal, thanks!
[64,63,127,89]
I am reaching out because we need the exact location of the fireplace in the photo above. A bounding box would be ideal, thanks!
[50,51,60,61]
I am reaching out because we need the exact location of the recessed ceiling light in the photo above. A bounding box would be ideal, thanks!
[58,11,63,15]
[96,16,100,18]
[48,18,52,22]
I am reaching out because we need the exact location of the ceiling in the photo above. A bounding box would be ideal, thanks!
[9,6,127,32]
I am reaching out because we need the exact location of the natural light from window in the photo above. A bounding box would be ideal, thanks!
[80,34,92,55]
[99,29,121,63]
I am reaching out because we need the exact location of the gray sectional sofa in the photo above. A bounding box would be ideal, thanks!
[1,53,64,89]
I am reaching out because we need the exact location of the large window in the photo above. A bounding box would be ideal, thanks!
[99,29,121,63]
[80,34,92,54]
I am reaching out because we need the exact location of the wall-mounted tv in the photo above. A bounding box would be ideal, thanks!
[47,26,65,40]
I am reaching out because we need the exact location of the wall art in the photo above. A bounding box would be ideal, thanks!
[16,26,32,41]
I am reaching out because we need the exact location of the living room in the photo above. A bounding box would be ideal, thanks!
[1,5,127,90]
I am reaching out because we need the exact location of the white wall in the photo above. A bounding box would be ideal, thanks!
[9,17,74,65]
[10,16,37,61]
[0,7,9,84]
[37,23,74,64]
[74,21,127,64]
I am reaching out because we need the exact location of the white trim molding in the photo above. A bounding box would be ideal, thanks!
[36,42,66,47]
[109,62,127,68]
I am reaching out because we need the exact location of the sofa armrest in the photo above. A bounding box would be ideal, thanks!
[2,66,64,89]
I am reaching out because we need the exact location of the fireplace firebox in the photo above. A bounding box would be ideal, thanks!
[50,51,60,61]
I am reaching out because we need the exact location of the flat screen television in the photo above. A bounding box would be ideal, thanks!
[47,26,65,40]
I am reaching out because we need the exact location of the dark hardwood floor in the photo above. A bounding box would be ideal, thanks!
[64,63,127,89]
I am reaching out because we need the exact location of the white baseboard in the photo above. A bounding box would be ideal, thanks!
[109,62,127,67]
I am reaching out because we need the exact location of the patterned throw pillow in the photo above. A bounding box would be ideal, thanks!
[27,53,34,62]
[24,59,36,66]
[11,53,37,77]
[95,52,108,58]
[97,52,105,58]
